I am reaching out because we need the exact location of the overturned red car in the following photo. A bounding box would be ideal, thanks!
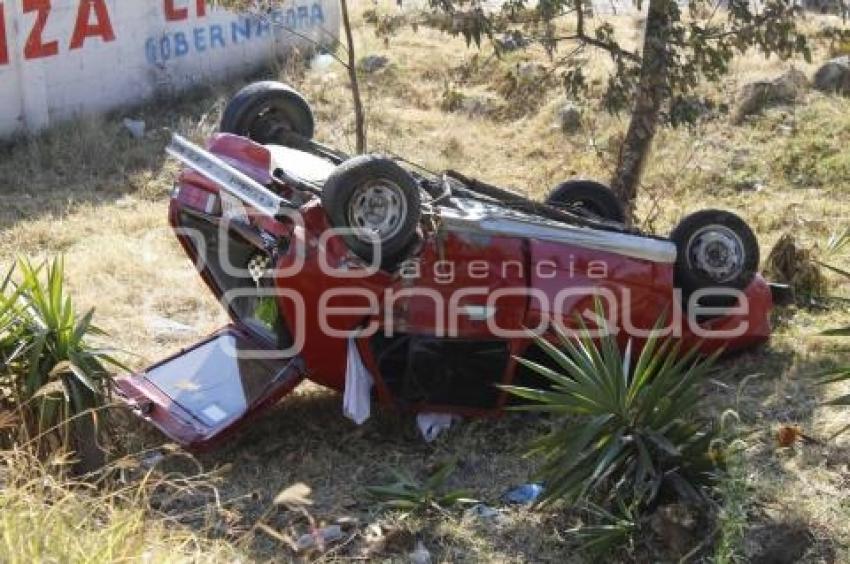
[115,82,777,448]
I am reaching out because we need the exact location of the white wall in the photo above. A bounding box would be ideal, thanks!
[0,0,340,137]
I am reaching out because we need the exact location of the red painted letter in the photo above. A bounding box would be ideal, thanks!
[69,0,115,49]
[0,2,8,65]
[164,0,188,21]
[196,0,206,17]
[24,0,58,60]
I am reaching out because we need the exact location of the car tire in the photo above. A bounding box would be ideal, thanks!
[220,81,314,145]
[545,180,625,223]
[670,209,760,305]
[322,155,421,266]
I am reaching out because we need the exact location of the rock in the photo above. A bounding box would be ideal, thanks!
[460,93,499,117]
[556,102,582,133]
[732,69,808,124]
[359,55,389,73]
[122,118,146,139]
[813,56,850,95]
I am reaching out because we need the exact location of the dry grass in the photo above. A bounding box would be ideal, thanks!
[0,448,243,563]
[1,2,850,561]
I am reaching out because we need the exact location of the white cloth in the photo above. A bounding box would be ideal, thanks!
[343,337,374,425]
[416,412,461,442]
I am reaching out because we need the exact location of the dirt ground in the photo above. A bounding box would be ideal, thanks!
[2,3,850,562]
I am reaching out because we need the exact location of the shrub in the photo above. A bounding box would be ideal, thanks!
[0,257,124,471]
[503,311,722,509]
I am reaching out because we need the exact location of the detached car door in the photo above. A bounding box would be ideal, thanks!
[114,326,304,449]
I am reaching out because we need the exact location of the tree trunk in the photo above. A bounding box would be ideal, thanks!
[610,0,672,221]
[340,0,366,153]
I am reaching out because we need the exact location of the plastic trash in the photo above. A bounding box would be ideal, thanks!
[295,525,343,552]
[343,337,374,425]
[503,483,544,504]
[310,53,336,73]
[416,412,461,442]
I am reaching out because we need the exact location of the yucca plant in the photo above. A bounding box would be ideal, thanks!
[0,257,124,471]
[815,226,850,422]
[365,460,476,514]
[502,308,721,508]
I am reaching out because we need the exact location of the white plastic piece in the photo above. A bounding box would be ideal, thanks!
[416,412,461,442]
[343,337,374,425]
[295,525,343,552]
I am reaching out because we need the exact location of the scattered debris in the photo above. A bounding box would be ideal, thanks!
[465,503,500,519]
[813,56,850,95]
[408,540,432,564]
[295,525,343,552]
[363,524,416,557]
[764,233,828,299]
[556,102,582,134]
[359,55,390,73]
[777,425,823,447]
[733,178,766,193]
[122,118,146,139]
[732,69,808,124]
[416,412,460,442]
[273,482,313,508]
[503,483,544,504]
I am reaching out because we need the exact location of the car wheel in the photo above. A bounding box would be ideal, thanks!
[321,155,421,266]
[545,180,625,223]
[670,209,760,304]
[220,81,314,145]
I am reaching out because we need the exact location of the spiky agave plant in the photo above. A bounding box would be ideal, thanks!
[502,309,722,508]
[0,257,125,471]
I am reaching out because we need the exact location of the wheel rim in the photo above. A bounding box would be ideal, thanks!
[685,225,745,283]
[347,179,408,243]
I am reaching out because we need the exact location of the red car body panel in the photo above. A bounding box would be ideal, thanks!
[114,133,773,448]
